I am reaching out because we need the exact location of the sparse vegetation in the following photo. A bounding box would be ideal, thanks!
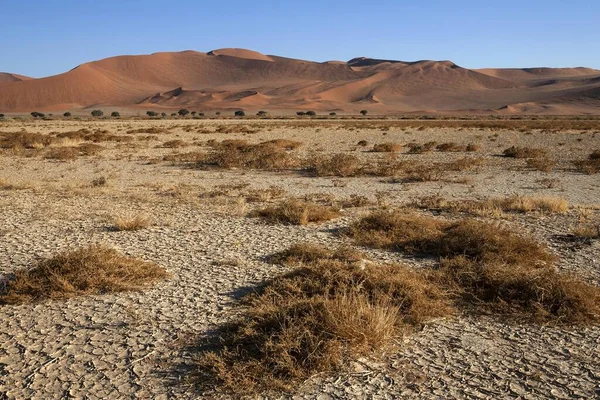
[112,215,151,231]
[573,150,600,174]
[251,199,340,225]
[0,246,168,304]
[349,211,600,323]
[194,243,450,395]
[91,110,104,118]
[503,146,548,159]
[372,142,402,152]
[414,195,569,215]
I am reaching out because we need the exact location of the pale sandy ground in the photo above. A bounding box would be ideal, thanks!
[0,119,599,399]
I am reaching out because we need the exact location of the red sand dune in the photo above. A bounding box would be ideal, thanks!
[0,49,599,114]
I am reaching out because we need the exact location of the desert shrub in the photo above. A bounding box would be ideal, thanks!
[206,140,299,170]
[296,111,306,116]
[194,244,450,395]
[112,215,151,231]
[178,109,190,117]
[573,150,600,174]
[44,147,80,161]
[349,212,599,323]
[357,140,368,147]
[256,111,269,117]
[110,111,120,118]
[162,139,189,148]
[30,112,45,118]
[503,146,548,159]
[406,141,437,154]
[146,111,158,117]
[414,195,568,215]
[372,142,402,152]
[245,186,286,203]
[305,111,316,116]
[0,245,168,304]
[465,143,481,152]
[526,156,556,172]
[436,142,465,152]
[360,110,368,116]
[91,176,107,187]
[308,154,362,177]
[444,157,485,171]
[234,110,246,117]
[329,112,337,117]
[261,139,302,150]
[63,112,72,117]
[91,110,104,117]
[0,131,53,149]
[0,114,4,119]
[251,199,340,225]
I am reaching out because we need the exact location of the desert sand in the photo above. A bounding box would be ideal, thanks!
[0,117,599,398]
[0,49,599,114]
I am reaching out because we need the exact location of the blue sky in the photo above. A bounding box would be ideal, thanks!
[2,0,599,77]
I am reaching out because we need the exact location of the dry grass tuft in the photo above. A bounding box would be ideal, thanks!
[206,140,299,170]
[372,143,402,152]
[503,146,548,159]
[526,156,556,172]
[350,211,600,323]
[194,243,450,395]
[0,245,168,304]
[415,195,568,215]
[573,150,600,174]
[112,215,151,231]
[308,154,362,177]
[251,199,340,225]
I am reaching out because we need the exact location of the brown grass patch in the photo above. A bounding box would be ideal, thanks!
[0,245,168,304]
[349,211,599,323]
[415,195,568,215]
[112,215,151,231]
[206,140,299,170]
[308,154,362,177]
[251,199,340,225]
[503,146,548,159]
[526,156,556,172]
[573,150,600,174]
[194,243,450,396]
[372,142,402,152]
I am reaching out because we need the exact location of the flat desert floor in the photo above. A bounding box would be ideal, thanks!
[0,118,599,399]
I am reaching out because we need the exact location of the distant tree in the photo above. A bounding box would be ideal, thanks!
[91,110,104,117]
[306,110,316,116]
[31,111,45,118]
[191,111,197,116]
[170,113,177,117]
[63,112,72,117]
[234,110,245,117]
[198,112,205,117]
[329,112,337,117]
[48,113,53,117]
[296,111,306,116]
[360,110,368,116]
[110,111,120,118]
[146,111,158,117]
[215,111,221,116]
[0,114,4,119]
[161,112,167,118]
[256,110,269,117]
[178,109,190,117]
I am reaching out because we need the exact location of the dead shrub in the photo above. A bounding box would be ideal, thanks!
[573,150,600,174]
[526,157,556,172]
[465,143,481,152]
[162,139,189,148]
[194,244,450,395]
[44,147,80,161]
[0,245,168,304]
[251,199,340,225]
[436,142,465,152]
[112,215,151,231]
[261,139,303,150]
[372,143,402,152]
[207,141,299,170]
[0,131,53,150]
[349,211,600,323]
[503,146,548,159]
[406,141,437,154]
[444,157,485,171]
[308,154,362,177]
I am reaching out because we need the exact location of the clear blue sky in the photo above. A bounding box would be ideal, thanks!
[2,0,599,77]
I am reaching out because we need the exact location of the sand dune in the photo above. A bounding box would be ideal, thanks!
[1,49,599,114]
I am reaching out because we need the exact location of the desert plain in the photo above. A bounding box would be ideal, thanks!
[0,116,599,399]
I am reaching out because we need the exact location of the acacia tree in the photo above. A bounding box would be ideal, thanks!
[91,110,104,117]
[110,111,120,118]
[234,110,245,117]
[178,109,190,117]
[63,112,72,117]
[360,110,368,116]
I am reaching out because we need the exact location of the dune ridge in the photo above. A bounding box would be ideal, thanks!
[1,48,599,114]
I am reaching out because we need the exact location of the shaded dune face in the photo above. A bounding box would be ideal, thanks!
[1,49,599,113]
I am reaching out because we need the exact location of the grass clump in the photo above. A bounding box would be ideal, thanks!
[415,195,568,215]
[372,142,402,152]
[349,211,600,323]
[0,245,168,304]
[308,154,362,177]
[251,199,340,225]
[573,150,600,174]
[112,214,151,231]
[503,146,548,159]
[207,140,299,170]
[194,243,450,396]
